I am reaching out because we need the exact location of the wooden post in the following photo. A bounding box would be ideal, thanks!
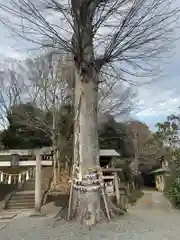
[35,152,42,213]
[114,171,120,205]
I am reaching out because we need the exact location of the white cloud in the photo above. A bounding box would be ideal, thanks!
[135,84,180,118]
[137,97,180,117]
[0,46,26,60]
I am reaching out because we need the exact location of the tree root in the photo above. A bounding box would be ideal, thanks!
[54,191,125,223]
[107,197,125,215]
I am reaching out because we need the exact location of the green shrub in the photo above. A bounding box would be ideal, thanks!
[166,176,180,207]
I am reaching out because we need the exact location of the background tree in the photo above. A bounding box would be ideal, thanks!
[98,116,134,157]
[138,132,165,172]
[0,60,26,129]
[26,52,74,182]
[127,120,152,174]
[1,102,51,149]
[156,115,180,149]
[155,114,180,206]
[2,52,74,183]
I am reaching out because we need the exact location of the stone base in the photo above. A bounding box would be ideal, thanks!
[29,211,46,217]
[0,224,6,230]
[0,213,17,220]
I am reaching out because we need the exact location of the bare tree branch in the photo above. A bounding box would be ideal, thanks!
[0,60,26,128]
[0,0,178,82]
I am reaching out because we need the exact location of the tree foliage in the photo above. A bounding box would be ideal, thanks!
[156,114,180,148]
[98,116,135,157]
[1,102,74,151]
[1,103,51,149]
[156,113,180,206]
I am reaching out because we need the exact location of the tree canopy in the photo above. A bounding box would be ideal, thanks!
[1,102,135,158]
[1,103,52,149]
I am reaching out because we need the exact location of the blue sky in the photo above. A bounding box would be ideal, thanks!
[0,2,179,132]
[134,44,180,131]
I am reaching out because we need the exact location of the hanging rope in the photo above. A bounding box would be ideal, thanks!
[74,91,83,181]
[71,164,104,192]
[0,168,34,185]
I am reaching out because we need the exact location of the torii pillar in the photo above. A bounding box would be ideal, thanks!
[30,150,45,216]
[35,152,42,213]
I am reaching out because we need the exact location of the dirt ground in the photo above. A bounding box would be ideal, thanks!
[1,190,180,239]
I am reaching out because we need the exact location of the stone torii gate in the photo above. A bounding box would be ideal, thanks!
[0,148,52,215]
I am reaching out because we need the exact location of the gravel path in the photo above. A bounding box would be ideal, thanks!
[1,190,180,240]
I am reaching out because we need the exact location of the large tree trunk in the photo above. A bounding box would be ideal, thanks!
[68,64,100,225]
[56,62,125,226]
[77,76,100,226]
[54,0,124,226]
[70,0,101,223]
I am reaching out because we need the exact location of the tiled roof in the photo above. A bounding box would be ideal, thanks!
[100,149,120,157]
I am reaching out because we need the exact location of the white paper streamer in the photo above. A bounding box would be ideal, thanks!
[18,173,21,183]
[26,171,29,180]
[0,172,3,182]
[8,175,12,184]
[0,168,33,185]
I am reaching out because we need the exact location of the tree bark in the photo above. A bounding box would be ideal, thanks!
[74,70,100,225]
[70,0,102,225]
[59,69,125,223]
[78,77,100,226]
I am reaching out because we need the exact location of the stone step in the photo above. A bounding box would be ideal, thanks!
[7,203,34,209]
[6,191,35,209]
[11,193,35,199]
[7,201,34,206]
[10,198,34,202]
[11,193,35,198]
[16,191,35,194]
[9,196,34,203]
[6,205,34,209]
[9,199,35,204]
[10,195,34,198]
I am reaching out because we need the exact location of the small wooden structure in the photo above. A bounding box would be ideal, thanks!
[151,168,170,192]
[99,150,127,209]
[99,149,121,168]
[151,157,170,192]
[102,168,121,204]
